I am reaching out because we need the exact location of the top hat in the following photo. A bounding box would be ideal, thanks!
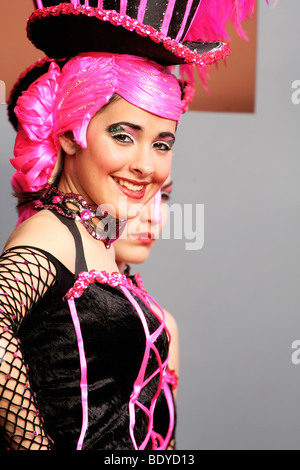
[27,1,231,66]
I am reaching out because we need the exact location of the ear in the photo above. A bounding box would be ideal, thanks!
[58,131,78,156]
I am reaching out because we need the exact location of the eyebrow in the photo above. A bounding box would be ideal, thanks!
[112,121,141,131]
[109,122,176,141]
[158,132,176,141]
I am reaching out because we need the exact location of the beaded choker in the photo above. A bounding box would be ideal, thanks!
[35,187,126,249]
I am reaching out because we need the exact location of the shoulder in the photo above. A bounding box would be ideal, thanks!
[164,309,179,340]
[149,303,178,338]
[4,210,76,268]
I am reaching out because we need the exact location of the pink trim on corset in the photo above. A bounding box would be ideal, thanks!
[176,0,196,41]
[120,286,168,450]
[65,270,174,450]
[165,368,178,390]
[68,298,88,450]
[120,0,128,16]
[161,0,177,36]
[36,0,43,9]
[146,293,174,450]
[151,377,174,449]
[137,0,148,23]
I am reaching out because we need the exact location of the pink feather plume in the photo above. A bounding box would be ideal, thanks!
[185,0,258,43]
[179,1,271,92]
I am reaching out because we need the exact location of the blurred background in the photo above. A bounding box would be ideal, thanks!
[0,0,299,450]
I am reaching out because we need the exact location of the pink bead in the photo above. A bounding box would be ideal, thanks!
[80,209,92,221]
[52,195,63,203]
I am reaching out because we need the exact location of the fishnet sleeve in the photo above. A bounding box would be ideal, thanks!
[0,247,57,450]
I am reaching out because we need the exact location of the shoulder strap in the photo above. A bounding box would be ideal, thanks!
[51,212,88,274]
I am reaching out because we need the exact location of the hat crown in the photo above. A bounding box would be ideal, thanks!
[34,0,200,41]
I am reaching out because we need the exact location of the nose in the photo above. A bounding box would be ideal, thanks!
[129,145,154,178]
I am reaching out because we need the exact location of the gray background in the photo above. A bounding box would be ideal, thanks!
[0,1,299,450]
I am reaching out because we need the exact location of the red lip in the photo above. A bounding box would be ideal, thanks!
[112,177,149,200]
[132,232,156,245]
[136,237,155,245]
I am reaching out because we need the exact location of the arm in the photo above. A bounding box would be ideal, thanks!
[0,247,56,450]
[164,310,179,399]
[163,310,179,451]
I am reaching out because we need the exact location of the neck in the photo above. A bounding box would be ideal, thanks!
[116,261,131,277]
[116,261,126,274]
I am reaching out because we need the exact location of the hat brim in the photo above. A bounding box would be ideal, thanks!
[27,5,230,66]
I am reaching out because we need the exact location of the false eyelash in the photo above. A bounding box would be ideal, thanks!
[111,132,135,144]
[152,141,173,151]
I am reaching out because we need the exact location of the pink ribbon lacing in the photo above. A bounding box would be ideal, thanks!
[64,270,176,450]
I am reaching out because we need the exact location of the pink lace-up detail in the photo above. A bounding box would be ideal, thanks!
[64,270,175,450]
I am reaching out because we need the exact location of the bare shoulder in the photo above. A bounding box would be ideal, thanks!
[164,309,179,338]
[150,303,178,337]
[4,210,76,269]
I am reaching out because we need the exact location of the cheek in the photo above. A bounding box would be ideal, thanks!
[87,137,130,174]
[153,155,172,185]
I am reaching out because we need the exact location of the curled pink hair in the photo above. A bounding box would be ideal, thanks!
[11,53,184,223]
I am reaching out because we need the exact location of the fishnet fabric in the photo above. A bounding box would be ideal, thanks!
[0,247,56,450]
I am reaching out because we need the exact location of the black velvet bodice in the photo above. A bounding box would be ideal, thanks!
[18,259,169,449]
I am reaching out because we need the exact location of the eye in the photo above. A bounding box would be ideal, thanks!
[111,132,134,144]
[152,141,173,151]
[161,191,171,202]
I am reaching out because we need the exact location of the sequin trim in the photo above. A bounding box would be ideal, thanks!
[27,4,231,67]
[164,368,178,390]
[64,270,148,301]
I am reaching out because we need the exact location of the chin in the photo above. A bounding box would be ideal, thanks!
[116,243,153,267]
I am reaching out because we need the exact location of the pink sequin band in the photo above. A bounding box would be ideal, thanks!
[11,52,182,199]
[64,270,174,450]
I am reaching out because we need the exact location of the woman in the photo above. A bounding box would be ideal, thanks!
[0,52,181,451]
[114,176,179,391]
[114,177,179,450]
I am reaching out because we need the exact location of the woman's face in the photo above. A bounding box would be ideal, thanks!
[114,175,173,268]
[59,97,176,221]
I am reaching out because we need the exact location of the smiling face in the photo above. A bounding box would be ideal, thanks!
[114,175,173,271]
[58,97,176,221]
